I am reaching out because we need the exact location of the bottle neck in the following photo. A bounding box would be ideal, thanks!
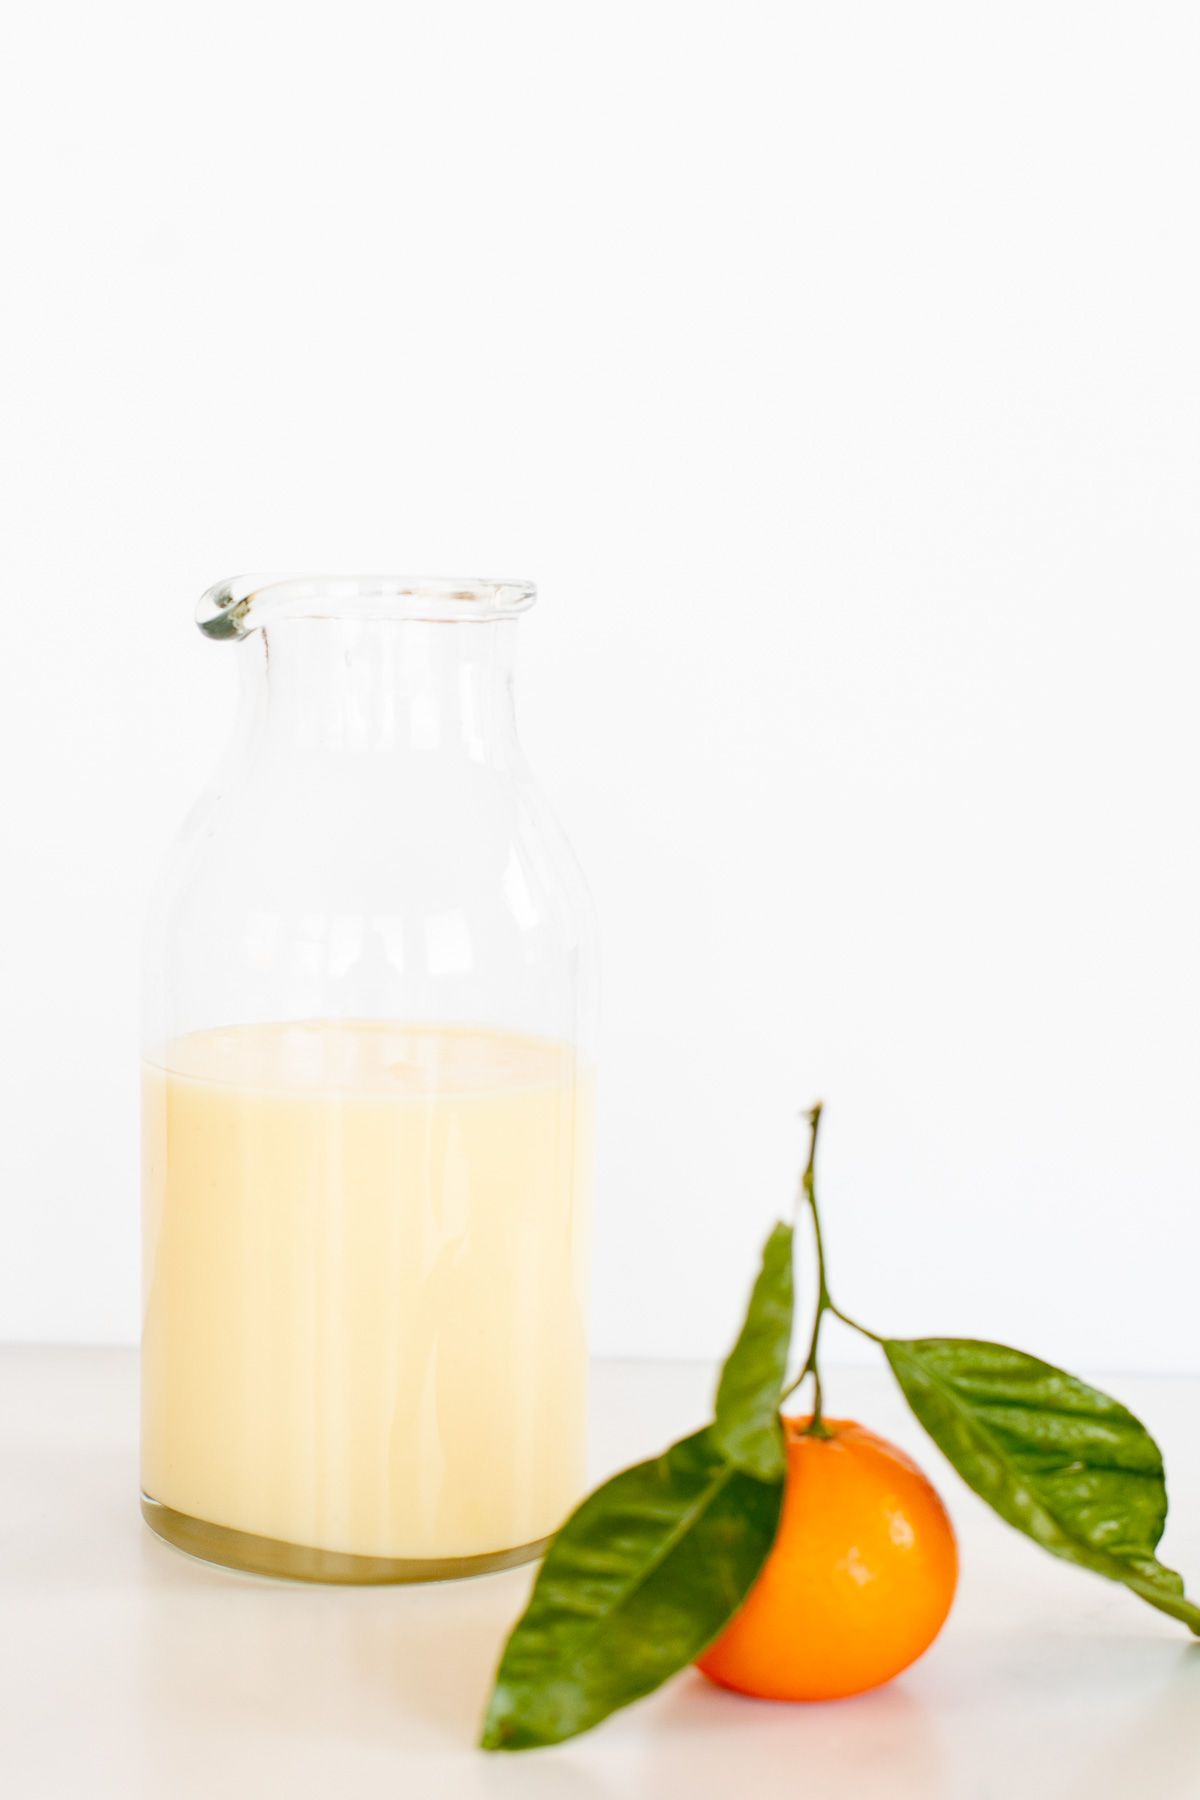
[235,618,522,761]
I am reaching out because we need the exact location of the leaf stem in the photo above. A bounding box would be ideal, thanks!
[780,1106,886,1432]
[782,1104,832,1433]
[828,1303,885,1344]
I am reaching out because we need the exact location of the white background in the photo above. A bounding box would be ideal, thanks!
[2,2,1197,1372]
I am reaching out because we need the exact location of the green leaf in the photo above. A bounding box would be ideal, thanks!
[480,1427,783,1751]
[885,1336,1200,1634]
[711,1220,794,1479]
[480,1222,795,1750]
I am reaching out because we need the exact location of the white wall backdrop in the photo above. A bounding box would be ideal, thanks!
[2,2,1198,1371]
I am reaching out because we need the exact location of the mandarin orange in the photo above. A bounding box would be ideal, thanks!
[696,1415,958,1701]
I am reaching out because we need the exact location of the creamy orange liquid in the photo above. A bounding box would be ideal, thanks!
[141,1022,591,1562]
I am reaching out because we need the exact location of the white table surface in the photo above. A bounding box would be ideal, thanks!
[4,1349,1200,1798]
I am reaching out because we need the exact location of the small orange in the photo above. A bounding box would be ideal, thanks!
[696,1416,958,1702]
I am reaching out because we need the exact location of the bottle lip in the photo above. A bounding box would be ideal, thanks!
[197,574,537,638]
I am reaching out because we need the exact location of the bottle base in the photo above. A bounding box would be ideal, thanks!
[140,1494,551,1584]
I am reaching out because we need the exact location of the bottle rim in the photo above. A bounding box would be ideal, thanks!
[197,574,537,639]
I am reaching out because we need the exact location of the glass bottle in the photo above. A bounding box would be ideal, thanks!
[141,576,598,1582]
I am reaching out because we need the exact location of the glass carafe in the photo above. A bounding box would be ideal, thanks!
[141,576,598,1582]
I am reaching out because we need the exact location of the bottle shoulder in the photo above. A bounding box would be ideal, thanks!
[144,755,597,988]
